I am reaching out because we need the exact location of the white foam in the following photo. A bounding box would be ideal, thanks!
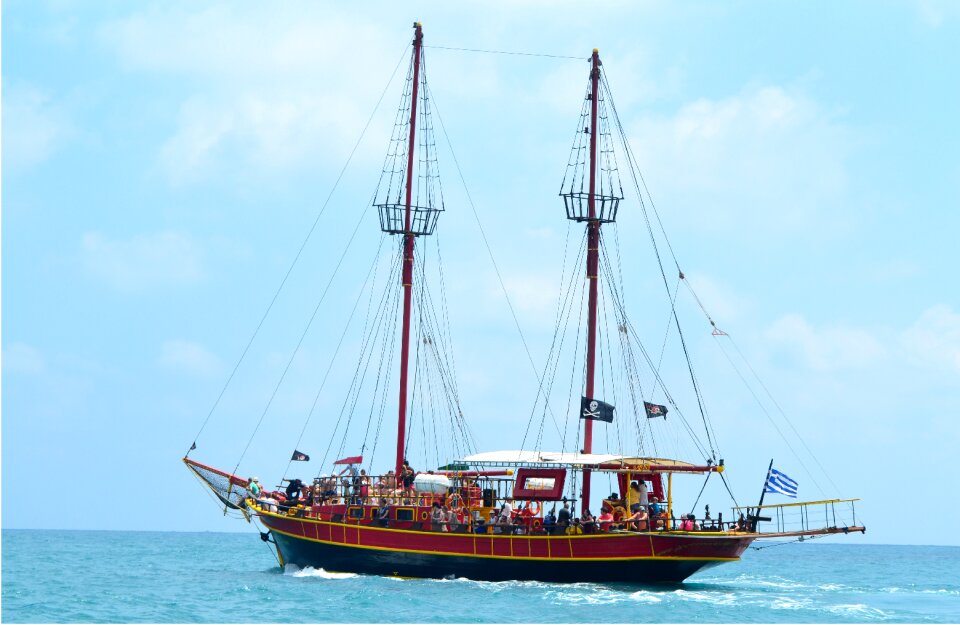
[628,591,663,604]
[671,589,738,606]
[770,596,810,610]
[827,603,888,618]
[282,564,357,579]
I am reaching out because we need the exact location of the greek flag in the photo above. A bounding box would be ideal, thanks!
[764,468,798,498]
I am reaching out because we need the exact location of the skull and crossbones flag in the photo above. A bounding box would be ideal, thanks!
[580,396,615,423]
[291,449,310,462]
[644,401,669,419]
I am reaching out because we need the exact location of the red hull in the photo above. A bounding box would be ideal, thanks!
[258,508,756,583]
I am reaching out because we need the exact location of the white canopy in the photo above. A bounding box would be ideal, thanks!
[460,450,703,471]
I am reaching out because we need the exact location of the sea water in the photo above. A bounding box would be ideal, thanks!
[2,529,958,623]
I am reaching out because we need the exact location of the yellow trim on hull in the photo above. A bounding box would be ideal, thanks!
[264,523,742,563]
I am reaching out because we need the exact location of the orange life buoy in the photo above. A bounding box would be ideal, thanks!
[446,492,464,510]
[523,500,542,516]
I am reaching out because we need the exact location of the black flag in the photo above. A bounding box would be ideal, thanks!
[190,442,197,451]
[291,450,310,462]
[580,396,615,423]
[644,402,668,419]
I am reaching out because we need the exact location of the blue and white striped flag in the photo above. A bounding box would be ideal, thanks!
[764,468,798,498]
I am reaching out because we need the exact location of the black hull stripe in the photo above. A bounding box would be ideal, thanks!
[272,531,728,583]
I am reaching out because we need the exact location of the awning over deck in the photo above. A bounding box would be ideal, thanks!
[459,450,715,473]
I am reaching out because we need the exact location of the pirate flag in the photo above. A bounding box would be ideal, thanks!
[644,401,669,419]
[291,449,310,462]
[580,396,615,423]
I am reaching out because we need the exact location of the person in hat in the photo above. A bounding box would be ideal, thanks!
[248,477,262,498]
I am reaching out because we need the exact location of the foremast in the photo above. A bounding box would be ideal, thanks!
[396,22,424,477]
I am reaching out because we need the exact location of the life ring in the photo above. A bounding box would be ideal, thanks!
[446,492,464,509]
[523,501,542,516]
[420,511,428,521]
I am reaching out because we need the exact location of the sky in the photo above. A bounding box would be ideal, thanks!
[3,1,960,547]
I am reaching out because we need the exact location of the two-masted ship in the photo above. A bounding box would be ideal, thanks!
[184,23,864,583]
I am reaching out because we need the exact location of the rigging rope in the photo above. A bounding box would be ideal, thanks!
[187,41,410,457]
[281,233,388,480]
[428,83,566,442]
[601,71,719,462]
[231,202,373,477]
[424,45,584,60]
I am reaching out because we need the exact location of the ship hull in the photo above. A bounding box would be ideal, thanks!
[261,511,755,583]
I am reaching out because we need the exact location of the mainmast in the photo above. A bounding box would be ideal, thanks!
[396,22,423,477]
[560,49,622,516]
[582,49,602,516]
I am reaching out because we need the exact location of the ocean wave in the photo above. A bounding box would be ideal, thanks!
[770,596,812,610]
[671,589,738,605]
[282,564,358,579]
[827,603,889,619]
[544,587,640,605]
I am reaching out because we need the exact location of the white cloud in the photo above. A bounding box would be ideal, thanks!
[98,5,413,184]
[159,340,221,377]
[917,0,960,27]
[762,305,960,378]
[626,84,854,236]
[901,304,960,373]
[764,313,887,371]
[81,230,205,290]
[3,84,73,171]
[679,272,747,326]
[498,271,561,320]
[2,343,46,374]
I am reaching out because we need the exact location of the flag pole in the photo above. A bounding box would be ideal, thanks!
[750,458,774,531]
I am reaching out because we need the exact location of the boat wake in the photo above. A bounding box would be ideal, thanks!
[282,564,358,580]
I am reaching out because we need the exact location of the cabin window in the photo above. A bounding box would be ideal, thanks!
[512,468,567,500]
[347,507,364,519]
[523,477,556,491]
[395,507,414,521]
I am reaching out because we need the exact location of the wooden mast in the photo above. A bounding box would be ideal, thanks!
[581,48,601,516]
[396,22,423,478]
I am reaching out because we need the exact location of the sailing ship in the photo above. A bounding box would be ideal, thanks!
[184,23,864,583]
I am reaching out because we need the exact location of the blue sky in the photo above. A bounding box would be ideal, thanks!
[3,1,959,547]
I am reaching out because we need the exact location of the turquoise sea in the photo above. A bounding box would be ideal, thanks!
[2,529,958,623]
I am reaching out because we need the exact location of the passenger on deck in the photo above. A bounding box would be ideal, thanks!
[598,507,615,532]
[544,508,557,535]
[321,474,337,500]
[557,502,571,532]
[248,477,262,499]
[581,510,597,534]
[498,500,513,530]
[375,499,390,527]
[442,505,457,532]
[359,470,371,501]
[473,518,487,534]
[626,506,649,531]
[261,493,279,513]
[431,502,443,531]
[383,471,397,493]
[489,510,501,534]
[284,479,304,506]
[734,513,746,532]
[401,461,416,497]
[566,518,583,535]
[680,514,696,531]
